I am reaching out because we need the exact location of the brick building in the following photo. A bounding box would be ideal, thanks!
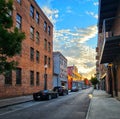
[0,0,53,98]
[97,0,120,99]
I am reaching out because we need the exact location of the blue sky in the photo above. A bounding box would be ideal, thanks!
[35,0,98,79]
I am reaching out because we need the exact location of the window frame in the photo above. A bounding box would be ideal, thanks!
[16,68,22,85]
[44,39,47,50]
[30,5,34,18]
[44,55,47,65]
[16,14,22,30]
[30,71,34,86]
[5,71,12,85]
[44,21,47,32]
[36,50,39,63]
[48,26,50,35]
[36,31,39,43]
[36,11,39,24]
[36,72,40,86]
[30,47,34,61]
[30,26,34,40]
[48,42,51,52]
[48,57,51,68]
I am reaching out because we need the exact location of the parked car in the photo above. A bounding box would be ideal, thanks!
[71,86,79,92]
[53,86,68,96]
[33,89,59,101]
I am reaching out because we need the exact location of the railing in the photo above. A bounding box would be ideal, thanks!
[99,16,120,64]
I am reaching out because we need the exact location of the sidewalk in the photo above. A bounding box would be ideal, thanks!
[86,90,120,119]
[0,95,33,108]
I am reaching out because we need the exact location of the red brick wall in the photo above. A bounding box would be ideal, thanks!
[0,0,53,98]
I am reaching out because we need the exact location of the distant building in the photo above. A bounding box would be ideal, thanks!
[0,0,53,98]
[53,52,68,88]
[67,65,82,90]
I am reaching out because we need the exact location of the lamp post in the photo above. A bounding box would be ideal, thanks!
[44,64,48,90]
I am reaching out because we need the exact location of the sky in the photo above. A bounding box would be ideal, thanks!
[35,0,98,79]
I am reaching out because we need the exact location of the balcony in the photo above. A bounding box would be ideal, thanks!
[100,35,120,63]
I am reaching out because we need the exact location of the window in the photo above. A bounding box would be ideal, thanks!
[48,26,50,35]
[48,42,51,52]
[5,71,12,85]
[36,51,39,63]
[36,72,39,86]
[36,31,39,43]
[30,71,34,85]
[44,55,47,65]
[17,0,21,4]
[48,57,51,68]
[30,47,34,61]
[36,11,39,23]
[16,14,22,29]
[44,21,47,32]
[16,68,22,84]
[44,39,47,50]
[30,26,34,39]
[30,5,34,18]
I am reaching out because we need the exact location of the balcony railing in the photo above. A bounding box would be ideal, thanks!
[99,16,120,64]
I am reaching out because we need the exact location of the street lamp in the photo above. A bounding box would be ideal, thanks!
[44,64,48,90]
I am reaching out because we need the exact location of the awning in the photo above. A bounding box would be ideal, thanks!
[100,35,120,64]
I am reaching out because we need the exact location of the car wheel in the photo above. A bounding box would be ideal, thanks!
[48,95,52,100]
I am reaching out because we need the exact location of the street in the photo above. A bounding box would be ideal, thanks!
[0,88,93,119]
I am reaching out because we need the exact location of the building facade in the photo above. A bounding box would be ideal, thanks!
[97,0,120,99]
[67,65,82,90]
[0,0,53,98]
[53,52,68,88]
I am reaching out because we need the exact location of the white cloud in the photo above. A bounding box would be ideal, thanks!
[93,2,99,6]
[66,6,72,13]
[42,6,59,24]
[53,25,97,78]
[86,11,98,19]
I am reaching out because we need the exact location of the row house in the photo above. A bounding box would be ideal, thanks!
[67,65,82,90]
[53,52,68,88]
[97,0,120,99]
[0,0,53,98]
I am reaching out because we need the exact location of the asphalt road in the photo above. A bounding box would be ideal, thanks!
[0,87,93,119]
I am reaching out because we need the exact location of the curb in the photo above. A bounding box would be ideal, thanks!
[86,88,94,119]
[86,98,92,119]
[0,99,33,109]
[0,100,32,109]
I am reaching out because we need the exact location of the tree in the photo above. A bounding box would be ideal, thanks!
[90,76,99,89]
[0,0,25,74]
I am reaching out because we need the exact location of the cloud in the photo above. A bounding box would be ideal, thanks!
[66,6,73,13]
[53,25,97,78]
[54,25,97,46]
[42,6,59,24]
[93,2,99,6]
[86,11,98,19]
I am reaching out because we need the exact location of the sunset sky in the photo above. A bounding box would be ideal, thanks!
[35,0,98,79]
